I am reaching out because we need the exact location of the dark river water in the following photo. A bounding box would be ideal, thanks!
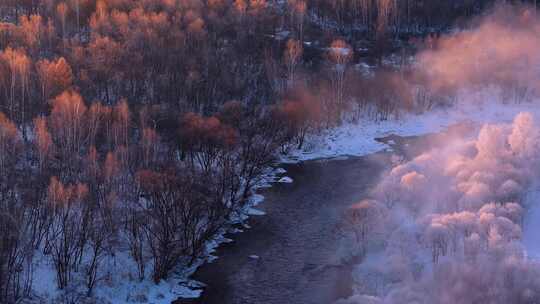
[180,123,473,304]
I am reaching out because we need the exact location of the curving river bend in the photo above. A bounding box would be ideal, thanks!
[186,125,471,304]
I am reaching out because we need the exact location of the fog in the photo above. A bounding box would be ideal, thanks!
[337,5,540,303]
[338,111,540,303]
[415,4,540,100]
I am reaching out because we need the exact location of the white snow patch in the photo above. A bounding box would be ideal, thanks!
[282,89,540,163]
[31,248,207,303]
[247,208,266,216]
[275,167,287,174]
[250,193,265,206]
[277,176,294,183]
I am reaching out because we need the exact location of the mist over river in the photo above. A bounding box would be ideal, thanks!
[188,125,473,304]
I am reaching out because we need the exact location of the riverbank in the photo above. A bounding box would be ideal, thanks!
[191,153,388,304]
[188,121,477,304]
[177,96,538,303]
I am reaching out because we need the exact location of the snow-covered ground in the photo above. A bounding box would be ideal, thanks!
[28,165,292,304]
[284,89,540,162]
[31,227,222,303]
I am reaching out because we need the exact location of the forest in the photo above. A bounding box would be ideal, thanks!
[0,0,538,303]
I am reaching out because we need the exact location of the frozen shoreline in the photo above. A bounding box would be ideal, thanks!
[284,90,540,163]
[34,90,540,303]
[176,92,540,302]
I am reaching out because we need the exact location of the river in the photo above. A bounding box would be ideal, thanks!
[186,124,472,304]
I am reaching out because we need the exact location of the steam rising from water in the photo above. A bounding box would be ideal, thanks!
[416,5,540,99]
[334,4,540,303]
[339,112,540,303]
[339,7,540,297]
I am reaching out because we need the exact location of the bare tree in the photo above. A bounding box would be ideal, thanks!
[45,177,89,289]
[283,39,303,89]
[56,2,69,41]
[327,39,353,117]
[338,200,386,256]
[0,112,20,173]
[0,184,33,303]
[33,116,54,172]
